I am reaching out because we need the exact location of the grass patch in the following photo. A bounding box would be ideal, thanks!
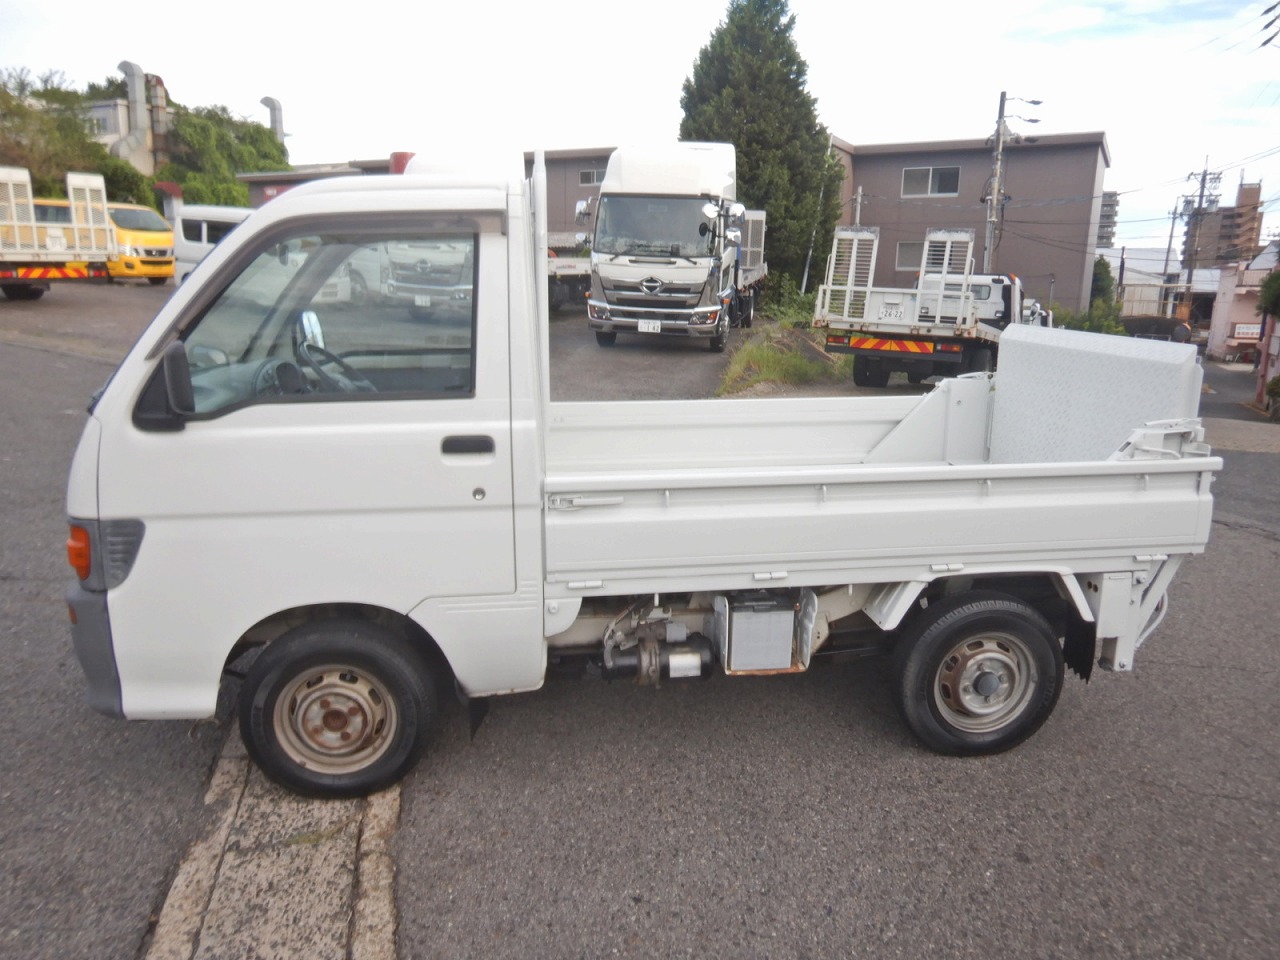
[717,322,848,396]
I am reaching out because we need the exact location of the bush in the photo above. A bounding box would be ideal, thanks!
[717,325,838,395]
[762,273,816,328]
[1054,298,1126,336]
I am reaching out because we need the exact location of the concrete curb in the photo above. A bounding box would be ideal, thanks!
[145,733,400,960]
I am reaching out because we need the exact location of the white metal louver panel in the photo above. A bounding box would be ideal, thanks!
[815,226,878,323]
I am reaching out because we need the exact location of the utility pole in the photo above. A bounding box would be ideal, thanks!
[1179,163,1221,323]
[983,91,1040,274]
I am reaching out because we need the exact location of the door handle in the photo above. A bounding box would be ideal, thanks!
[442,435,495,455]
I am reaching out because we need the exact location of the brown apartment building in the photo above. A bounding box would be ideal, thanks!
[828,133,1110,313]
[1181,181,1264,268]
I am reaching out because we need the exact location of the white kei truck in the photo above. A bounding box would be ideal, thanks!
[587,142,767,352]
[65,151,1220,799]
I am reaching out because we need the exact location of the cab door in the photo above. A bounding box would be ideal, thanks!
[100,214,516,713]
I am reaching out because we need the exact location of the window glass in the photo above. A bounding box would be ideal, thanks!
[901,168,930,197]
[110,206,171,231]
[206,219,241,244]
[34,202,73,224]
[180,229,477,416]
[593,195,714,257]
[931,167,960,195]
[579,169,606,186]
[181,220,203,242]
[901,166,961,197]
[896,241,923,270]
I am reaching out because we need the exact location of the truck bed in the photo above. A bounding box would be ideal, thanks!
[543,327,1217,599]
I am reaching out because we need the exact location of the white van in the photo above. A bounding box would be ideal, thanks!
[173,204,253,282]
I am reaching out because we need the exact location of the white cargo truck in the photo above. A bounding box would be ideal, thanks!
[1,166,114,300]
[587,142,766,352]
[65,151,1219,798]
[814,226,1048,386]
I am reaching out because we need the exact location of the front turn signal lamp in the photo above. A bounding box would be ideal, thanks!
[67,525,92,581]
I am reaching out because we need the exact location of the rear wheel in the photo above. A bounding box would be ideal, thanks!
[239,619,437,798]
[965,346,994,374]
[741,292,755,328]
[852,355,890,388]
[1,284,45,301]
[892,592,1064,755]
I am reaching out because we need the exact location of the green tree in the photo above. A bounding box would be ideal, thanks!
[1,68,286,206]
[1091,255,1116,304]
[1259,269,1280,321]
[679,0,842,289]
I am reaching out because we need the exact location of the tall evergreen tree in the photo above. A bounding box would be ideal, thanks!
[679,0,842,287]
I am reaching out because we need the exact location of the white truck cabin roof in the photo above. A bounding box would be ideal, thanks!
[600,142,736,199]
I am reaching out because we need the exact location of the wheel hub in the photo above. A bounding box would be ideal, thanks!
[276,666,394,771]
[934,634,1036,731]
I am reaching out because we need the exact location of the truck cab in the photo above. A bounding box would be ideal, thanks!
[586,143,764,352]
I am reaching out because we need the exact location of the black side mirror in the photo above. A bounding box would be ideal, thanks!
[162,340,195,416]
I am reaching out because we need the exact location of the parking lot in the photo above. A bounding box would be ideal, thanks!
[2,281,1278,959]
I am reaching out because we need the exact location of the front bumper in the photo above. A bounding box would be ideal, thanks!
[587,299,722,338]
[67,580,124,718]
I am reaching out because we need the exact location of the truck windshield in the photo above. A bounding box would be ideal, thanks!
[593,195,714,258]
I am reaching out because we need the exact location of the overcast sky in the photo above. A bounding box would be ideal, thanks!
[3,0,1278,253]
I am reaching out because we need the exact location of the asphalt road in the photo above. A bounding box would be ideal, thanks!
[1,282,1277,959]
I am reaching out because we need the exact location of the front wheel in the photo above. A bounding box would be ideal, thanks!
[148,277,169,287]
[892,592,1064,755]
[239,620,437,798]
[595,330,617,347]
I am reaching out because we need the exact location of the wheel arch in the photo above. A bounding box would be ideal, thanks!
[225,602,455,690]
[894,571,1095,639]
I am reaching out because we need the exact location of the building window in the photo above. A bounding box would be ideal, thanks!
[579,169,606,186]
[902,166,960,198]
[896,241,923,270]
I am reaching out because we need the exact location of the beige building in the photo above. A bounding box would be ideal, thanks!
[1182,181,1264,268]
[828,132,1110,313]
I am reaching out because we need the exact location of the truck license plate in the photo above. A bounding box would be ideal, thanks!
[638,319,662,333]
[879,306,903,320]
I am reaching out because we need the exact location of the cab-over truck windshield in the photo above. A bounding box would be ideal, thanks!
[593,195,714,258]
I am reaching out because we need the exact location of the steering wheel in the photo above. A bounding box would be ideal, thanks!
[298,341,377,393]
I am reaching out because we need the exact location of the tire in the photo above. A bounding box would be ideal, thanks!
[741,292,755,328]
[595,330,617,347]
[1,284,45,301]
[965,347,994,374]
[892,591,1064,756]
[148,277,169,287]
[348,270,367,305]
[709,316,728,353]
[852,355,890,388]
[239,619,437,798]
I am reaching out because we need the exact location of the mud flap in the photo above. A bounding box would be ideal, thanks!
[1063,617,1096,682]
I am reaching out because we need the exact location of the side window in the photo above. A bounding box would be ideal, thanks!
[180,228,477,416]
[896,241,923,270]
[206,219,239,245]
[181,219,203,242]
[901,166,961,198]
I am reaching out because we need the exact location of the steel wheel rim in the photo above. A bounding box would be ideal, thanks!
[932,631,1037,733]
[273,663,397,773]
